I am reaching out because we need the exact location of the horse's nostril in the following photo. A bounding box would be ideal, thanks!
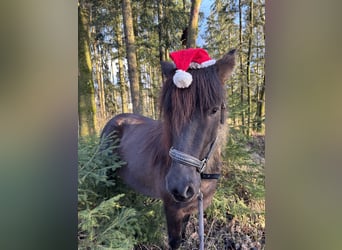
[171,185,195,202]
[171,188,180,196]
[185,186,194,198]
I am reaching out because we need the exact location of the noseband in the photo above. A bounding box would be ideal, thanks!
[169,137,218,180]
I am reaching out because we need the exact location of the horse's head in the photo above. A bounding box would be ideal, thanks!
[161,49,236,203]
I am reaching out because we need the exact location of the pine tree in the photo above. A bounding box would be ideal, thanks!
[122,0,141,114]
[187,0,202,48]
[203,0,265,135]
[78,3,96,136]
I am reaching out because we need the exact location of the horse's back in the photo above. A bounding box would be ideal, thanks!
[101,113,154,138]
[101,113,165,198]
[101,113,159,160]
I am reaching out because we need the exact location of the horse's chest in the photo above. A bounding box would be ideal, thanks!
[201,180,218,208]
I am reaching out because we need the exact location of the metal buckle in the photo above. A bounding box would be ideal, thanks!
[198,158,207,173]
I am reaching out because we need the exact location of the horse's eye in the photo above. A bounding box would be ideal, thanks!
[210,107,219,115]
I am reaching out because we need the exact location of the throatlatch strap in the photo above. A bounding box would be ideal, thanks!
[200,173,220,179]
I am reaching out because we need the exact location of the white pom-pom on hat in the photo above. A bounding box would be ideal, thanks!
[173,70,193,88]
[169,48,216,88]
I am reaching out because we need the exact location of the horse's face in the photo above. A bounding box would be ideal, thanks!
[165,104,224,202]
[162,50,236,203]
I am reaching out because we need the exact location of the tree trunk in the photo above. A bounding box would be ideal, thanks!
[78,5,96,136]
[255,1,265,133]
[239,0,245,134]
[157,0,166,83]
[157,0,165,62]
[255,74,265,132]
[148,65,155,118]
[115,14,129,113]
[186,0,202,48]
[153,66,160,119]
[95,42,106,120]
[122,0,141,114]
[246,0,254,136]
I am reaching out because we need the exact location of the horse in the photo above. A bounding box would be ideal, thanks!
[100,49,236,249]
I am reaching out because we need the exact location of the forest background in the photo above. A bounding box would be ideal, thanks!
[78,0,265,249]
[0,0,342,250]
[1,1,341,250]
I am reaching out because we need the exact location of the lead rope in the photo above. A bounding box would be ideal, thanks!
[198,191,204,250]
[169,136,221,249]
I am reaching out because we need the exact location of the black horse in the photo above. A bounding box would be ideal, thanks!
[101,50,236,249]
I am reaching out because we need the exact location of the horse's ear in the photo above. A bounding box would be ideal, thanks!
[161,61,176,79]
[216,49,236,83]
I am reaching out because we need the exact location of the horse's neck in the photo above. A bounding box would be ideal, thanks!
[144,122,171,168]
[207,125,228,173]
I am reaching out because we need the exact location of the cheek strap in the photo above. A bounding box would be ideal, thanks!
[220,103,226,124]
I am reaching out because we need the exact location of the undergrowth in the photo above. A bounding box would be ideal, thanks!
[78,135,166,250]
[78,127,265,249]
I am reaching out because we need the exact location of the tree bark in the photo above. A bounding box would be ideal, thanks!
[255,74,265,132]
[239,0,245,134]
[122,0,141,114]
[246,0,254,136]
[157,0,165,62]
[186,0,202,48]
[78,5,96,136]
[157,0,167,85]
[94,41,106,119]
[115,14,129,113]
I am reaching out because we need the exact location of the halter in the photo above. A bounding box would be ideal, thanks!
[168,103,226,180]
[169,137,219,179]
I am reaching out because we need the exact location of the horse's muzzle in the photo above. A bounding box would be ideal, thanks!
[165,164,200,203]
[169,183,195,203]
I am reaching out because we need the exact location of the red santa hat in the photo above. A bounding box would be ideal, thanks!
[169,48,216,88]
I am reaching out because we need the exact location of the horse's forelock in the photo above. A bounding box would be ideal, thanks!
[160,66,224,138]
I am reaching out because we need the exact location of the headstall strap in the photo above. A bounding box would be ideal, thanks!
[220,102,227,124]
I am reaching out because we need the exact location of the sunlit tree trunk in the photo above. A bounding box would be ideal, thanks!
[153,66,160,119]
[255,74,265,132]
[239,0,245,134]
[254,1,265,133]
[115,15,129,113]
[148,65,155,118]
[122,0,141,114]
[157,0,165,62]
[186,0,202,48]
[78,5,96,136]
[246,0,254,136]
[94,41,106,119]
[157,0,166,84]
